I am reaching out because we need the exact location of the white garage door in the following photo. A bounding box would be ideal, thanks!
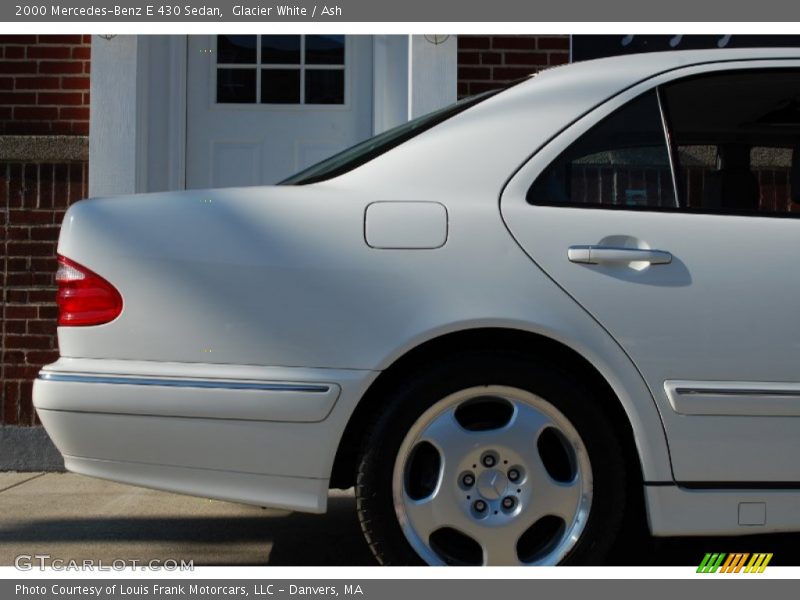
[186,35,374,188]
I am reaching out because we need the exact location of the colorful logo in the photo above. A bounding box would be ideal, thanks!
[697,553,773,573]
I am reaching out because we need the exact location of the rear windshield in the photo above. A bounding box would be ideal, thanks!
[280,81,523,185]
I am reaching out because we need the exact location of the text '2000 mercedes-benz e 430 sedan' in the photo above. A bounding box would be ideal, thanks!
[34,48,800,565]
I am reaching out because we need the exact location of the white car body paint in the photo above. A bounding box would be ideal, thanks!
[33,48,800,537]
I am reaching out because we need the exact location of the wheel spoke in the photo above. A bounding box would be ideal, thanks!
[475,524,525,566]
[501,401,555,465]
[401,490,448,544]
[418,407,481,461]
[533,474,585,522]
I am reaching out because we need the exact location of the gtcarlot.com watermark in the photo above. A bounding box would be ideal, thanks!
[15,554,194,571]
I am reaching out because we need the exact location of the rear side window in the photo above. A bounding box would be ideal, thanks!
[528,68,800,217]
[527,90,677,209]
[662,70,800,215]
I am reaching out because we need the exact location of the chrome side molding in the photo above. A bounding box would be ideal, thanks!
[665,380,800,416]
[38,372,330,393]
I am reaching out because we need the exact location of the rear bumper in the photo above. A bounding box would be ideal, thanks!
[33,358,378,513]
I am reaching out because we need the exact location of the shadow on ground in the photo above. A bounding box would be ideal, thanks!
[3,492,800,566]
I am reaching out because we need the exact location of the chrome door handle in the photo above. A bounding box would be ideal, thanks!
[567,245,672,265]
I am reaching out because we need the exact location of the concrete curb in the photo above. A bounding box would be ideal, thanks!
[0,426,64,472]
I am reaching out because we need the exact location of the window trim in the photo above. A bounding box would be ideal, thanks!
[655,86,681,209]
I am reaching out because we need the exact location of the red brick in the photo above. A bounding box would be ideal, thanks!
[8,163,23,208]
[6,256,28,270]
[40,35,84,44]
[72,47,91,60]
[549,53,569,66]
[82,35,91,43]
[3,351,26,364]
[466,81,505,95]
[5,335,53,351]
[26,323,58,338]
[0,61,37,74]
[14,106,58,120]
[0,106,12,120]
[6,271,35,286]
[492,36,537,50]
[537,36,570,50]
[38,163,54,209]
[70,121,89,135]
[0,77,13,90]
[4,365,42,380]
[38,91,83,105]
[5,121,54,134]
[3,382,19,425]
[60,76,89,90]
[18,382,34,425]
[0,92,36,105]
[26,349,59,364]
[38,305,59,319]
[14,76,61,90]
[49,122,72,135]
[492,66,539,80]
[4,320,27,334]
[83,62,90,74]
[458,66,491,80]
[27,288,56,302]
[458,52,480,65]
[0,35,37,44]
[23,164,38,207]
[39,61,84,74]
[504,52,549,66]
[68,163,84,202]
[27,46,73,60]
[5,305,38,319]
[5,288,28,302]
[459,36,491,50]
[7,241,54,257]
[31,256,57,271]
[481,52,502,65]
[5,226,28,240]
[9,209,54,225]
[4,46,25,59]
[59,107,89,120]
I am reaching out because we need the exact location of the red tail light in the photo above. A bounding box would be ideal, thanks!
[56,255,123,326]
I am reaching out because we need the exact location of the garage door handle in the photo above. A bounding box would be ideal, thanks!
[567,245,672,265]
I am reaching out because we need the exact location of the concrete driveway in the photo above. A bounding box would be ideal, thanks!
[1,472,799,567]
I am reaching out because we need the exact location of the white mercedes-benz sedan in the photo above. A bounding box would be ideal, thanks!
[33,47,800,566]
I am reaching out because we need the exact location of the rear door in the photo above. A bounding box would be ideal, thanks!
[501,61,800,483]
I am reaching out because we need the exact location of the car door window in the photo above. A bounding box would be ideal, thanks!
[527,90,677,209]
[528,68,800,217]
[661,70,800,216]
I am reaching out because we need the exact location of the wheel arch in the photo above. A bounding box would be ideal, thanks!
[330,326,647,492]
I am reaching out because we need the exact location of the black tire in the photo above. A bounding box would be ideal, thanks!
[355,352,627,566]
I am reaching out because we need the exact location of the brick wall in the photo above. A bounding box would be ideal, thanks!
[458,35,570,98]
[1,162,88,426]
[0,35,90,432]
[0,35,91,135]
